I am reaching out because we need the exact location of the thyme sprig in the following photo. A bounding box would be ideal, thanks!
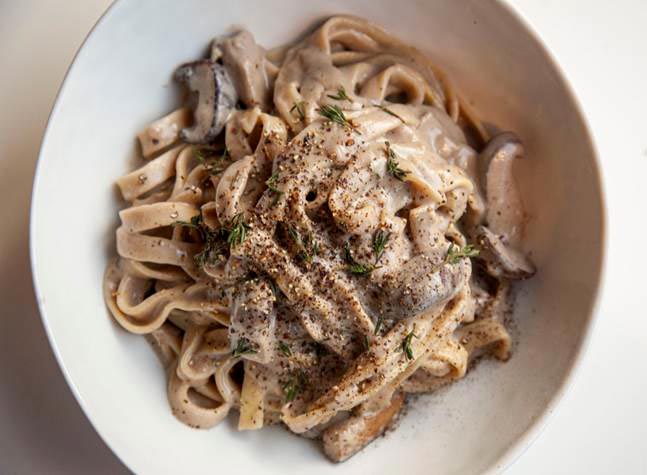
[278,341,292,357]
[373,230,390,262]
[343,242,376,276]
[317,104,359,132]
[377,104,406,123]
[374,315,384,335]
[328,86,352,102]
[265,172,281,193]
[173,214,228,267]
[288,226,319,263]
[265,172,284,205]
[195,147,229,175]
[283,369,308,402]
[290,101,305,121]
[232,338,257,358]
[445,243,480,264]
[402,331,417,360]
[385,142,409,181]
[173,214,203,231]
[226,213,250,248]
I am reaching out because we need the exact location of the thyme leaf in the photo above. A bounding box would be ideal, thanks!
[283,369,308,402]
[265,172,283,195]
[226,213,250,248]
[232,338,257,358]
[445,243,480,264]
[374,315,384,335]
[278,341,292,357]
[174,214,228,268]
[288,226,318,263]
[195,147,229,175]
[373,230,390,262]
[402,332,416,360]
[290,101,305,121]
[385,142,409,181]
[343,242,376,276]
[317,104,359,132]
[328,85,351,102]
[377,104,406,123]
[363,335,370,351]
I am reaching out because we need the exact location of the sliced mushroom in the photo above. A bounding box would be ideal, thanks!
[174,60,237,143]
[211,30,273,111]
[480,132,525,245]
[379,255,471,319]
[476,225,535,279]
[322,391,404,462]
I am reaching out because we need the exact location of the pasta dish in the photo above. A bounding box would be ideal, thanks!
[104,16,535,462]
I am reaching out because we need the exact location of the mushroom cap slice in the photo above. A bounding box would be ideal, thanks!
[480,132,525,245]
[322,391,405,462]
[476,225,536,279]
[379,255,471,319]
[211,30,273,111]
[174,60,237,144]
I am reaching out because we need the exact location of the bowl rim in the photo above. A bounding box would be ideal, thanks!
[29,0,607,473]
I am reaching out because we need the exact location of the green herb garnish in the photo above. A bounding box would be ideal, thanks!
[172,214,203,231]
[269,279,282,299]
[348,262,375,275]
[317,104,358,132]
[402,332,416,360]
[284,381,298,402]
[265,172,283,205]
[287,226,300,245]
[283,369,307,402]
[328,86,351,102]
[290,101,305,121]
[288,226,318,263]
[195,147,229,175]
[174,214,228,268]
[374,315,384,335]
[193,238,227,268]
[363,335,370,351]
[278,341,292,357]
[343,242,376,276]
[232,338,257,358]
[311,240,320,257]
[266,172,282,193]
[385,142,409,181]
[226,213,250,248]
[377,104,405,123]
[373,230,390,262]
[445,243,480,264]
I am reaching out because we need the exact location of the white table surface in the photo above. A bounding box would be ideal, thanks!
[1,1,645,474]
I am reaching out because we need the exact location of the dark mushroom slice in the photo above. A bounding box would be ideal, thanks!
[378,255,471,320]
[476,225,536,279]
[322,391,405,462]
[479,131,526,243]
[174,60,237,144]
[211,30,274,111]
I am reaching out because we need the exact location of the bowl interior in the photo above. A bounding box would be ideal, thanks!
[31,0,604,474]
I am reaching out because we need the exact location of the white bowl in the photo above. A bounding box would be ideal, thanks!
[30,0,605,473]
